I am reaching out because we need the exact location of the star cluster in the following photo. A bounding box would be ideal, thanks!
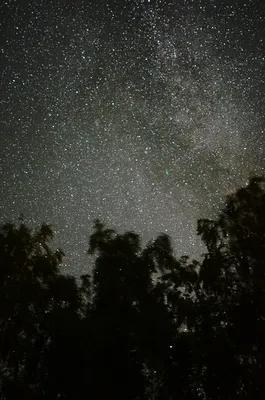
[1,1,264,274]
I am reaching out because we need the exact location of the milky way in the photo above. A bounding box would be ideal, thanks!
[1,1,264,274]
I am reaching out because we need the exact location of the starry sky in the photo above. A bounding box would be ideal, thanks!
[1,0,264,275]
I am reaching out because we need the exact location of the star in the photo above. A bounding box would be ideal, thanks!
[0,1,264,275]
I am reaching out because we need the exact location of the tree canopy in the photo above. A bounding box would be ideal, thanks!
[0,176,265,399]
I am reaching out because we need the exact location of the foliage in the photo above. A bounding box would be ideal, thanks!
[0,176,265,399]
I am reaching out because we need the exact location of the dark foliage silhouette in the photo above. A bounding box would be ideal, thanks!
[0,176,264,399]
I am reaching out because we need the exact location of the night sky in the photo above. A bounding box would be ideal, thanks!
[1,0,264,275]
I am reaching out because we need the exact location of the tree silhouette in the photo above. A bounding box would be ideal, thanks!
[195,176,265,398]
[0,176,265,399]
[0,220,81,399]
